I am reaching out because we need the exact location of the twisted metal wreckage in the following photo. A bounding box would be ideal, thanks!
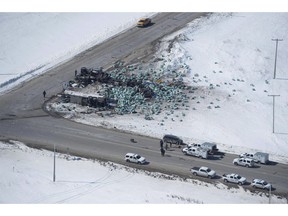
[60,60,194,119]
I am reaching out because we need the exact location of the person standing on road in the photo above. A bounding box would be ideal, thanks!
[160,148,165,156]
[160,140,163,148]
[165,143,168,150]
[43,90,46,98]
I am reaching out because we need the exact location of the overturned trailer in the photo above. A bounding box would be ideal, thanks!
[63,90,117,109]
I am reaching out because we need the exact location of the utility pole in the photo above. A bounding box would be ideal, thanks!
[268,94,280,133]
[269,186,271,204]
[272,39,283,79]
[53,143,56,182]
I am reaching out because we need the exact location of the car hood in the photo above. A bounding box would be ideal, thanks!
[182,148,188,152]
[139,157,146,162]
[208,170,216,176]
[265,183,272,189]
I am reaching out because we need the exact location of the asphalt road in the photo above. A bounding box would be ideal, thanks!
[0,12,287,198]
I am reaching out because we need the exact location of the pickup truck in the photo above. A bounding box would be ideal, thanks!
[190,166,216,179]
[222,173,247,185]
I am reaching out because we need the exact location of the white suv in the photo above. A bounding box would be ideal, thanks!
[233,158,255,168]
[252,179,272,190]
[125,153,146,164]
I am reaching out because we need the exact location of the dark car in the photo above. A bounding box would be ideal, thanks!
[163,134,183,146]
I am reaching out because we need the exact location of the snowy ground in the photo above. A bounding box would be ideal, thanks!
[50,13,288,164]
[1,140,286,204]
[1,10,288,206]
[0,12,151,94]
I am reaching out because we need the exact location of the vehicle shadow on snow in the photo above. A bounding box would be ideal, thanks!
[213,175,223,180]
[250,187,277,192]
[265,161,278,166]
[163,154,172,157]
[214,151,226,156]
[251,164,261,169]
[165,148,176,152]
[208,151,226,160]
[138,22,155,28]
[252,165,261,168]
[208,155,224,160]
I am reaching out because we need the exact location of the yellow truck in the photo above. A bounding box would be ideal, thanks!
[137,18,151,27]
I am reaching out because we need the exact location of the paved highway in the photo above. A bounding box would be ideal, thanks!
[0,12,287,198]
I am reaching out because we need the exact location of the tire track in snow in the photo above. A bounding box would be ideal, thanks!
[55,172,133,203]
[31,169,113,203]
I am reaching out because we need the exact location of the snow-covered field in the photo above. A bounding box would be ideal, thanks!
[0,12,150,93]
[1,8,288,207]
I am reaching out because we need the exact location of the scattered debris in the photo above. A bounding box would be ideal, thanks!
[59,60,193,119]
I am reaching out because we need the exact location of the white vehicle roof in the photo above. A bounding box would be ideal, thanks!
[236,157,254,161]
[253,179,267,183]
[125,153,138,156]
[201,166,209,169]
[229,173,239,177]
[240,152,252,156]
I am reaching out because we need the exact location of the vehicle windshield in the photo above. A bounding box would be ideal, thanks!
[236,175,242,179]
[135,155,141,159]
[206,168,211,172]
[262,181,268,185]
